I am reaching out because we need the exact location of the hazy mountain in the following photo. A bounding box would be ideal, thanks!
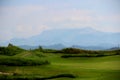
[2,27,120,50]
[42,44,66,50]
[109,47,120,50]
[1,43,62,50]
[71,45,112,50]
[19,44,66,50]
[19,44,107,50]
[19,45,38,50]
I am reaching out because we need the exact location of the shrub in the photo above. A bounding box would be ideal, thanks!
[115,50,120,55]
[0,73,76,80]
[0,56,50,66]
[46,74,76,79]
[0,44,25,56]
[61,53,107,58]
[62,48,81,54]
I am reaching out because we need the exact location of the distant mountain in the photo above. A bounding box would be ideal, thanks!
[19,44,117,50]
[71,45,107,50]
[19,45,38,50]
[109,47,120,50]
[19,44,66,50]
[42,44,66,50]
[2,27,120,50]
[18,45,60,50]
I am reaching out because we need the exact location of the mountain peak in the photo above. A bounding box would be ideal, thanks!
[77,27,99,33]
[1,27,120,48]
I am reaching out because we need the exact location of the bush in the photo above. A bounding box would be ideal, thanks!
[0,73,75,80]
[0,44,25,56]
[0,56,50,66]
[115,50,120,55]
[61,53,107,58]
[62,48,81,54]
[45,74,76,79]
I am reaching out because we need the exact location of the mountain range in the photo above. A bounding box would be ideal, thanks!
[1,27,120,50]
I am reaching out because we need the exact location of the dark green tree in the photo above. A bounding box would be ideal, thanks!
[39,46,43,51]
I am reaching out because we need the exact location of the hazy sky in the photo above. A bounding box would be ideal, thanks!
[0,0,120,42]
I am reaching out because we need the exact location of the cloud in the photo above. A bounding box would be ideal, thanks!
[0,24,49,42]
[14,24,49,38]
[0,3,120,42]
[48,9,94,23]
[0,5,45,18]
[0,30,13,42]
[96,15,120,22]
[47,9,120,32]
[0,5,47,41]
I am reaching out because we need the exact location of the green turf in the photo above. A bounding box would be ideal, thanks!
[0,51,120,80]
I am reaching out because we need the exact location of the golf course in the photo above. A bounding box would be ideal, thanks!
[0,44,120,80]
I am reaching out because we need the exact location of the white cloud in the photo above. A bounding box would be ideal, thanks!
[96,15,120,22]
[0,5,47,41]
[48,9,94,23]
[0,4,120,42]
[0,31,13,42]
[47,9,120,32]
[0,5,45,15]
[14,24,50,38]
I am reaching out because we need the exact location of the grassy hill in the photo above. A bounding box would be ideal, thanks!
[0,43,25,56]
[0,45,120,80]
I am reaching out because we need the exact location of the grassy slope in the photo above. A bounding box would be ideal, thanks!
[0,51,120,80]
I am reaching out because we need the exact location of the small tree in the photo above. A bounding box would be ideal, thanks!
[8,43,14,47]
[39,46,43,51]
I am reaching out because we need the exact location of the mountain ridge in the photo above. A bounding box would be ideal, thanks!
[1,27,120,49]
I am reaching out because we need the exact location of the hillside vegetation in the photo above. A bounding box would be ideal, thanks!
[0,44,50,66]
[0,43,25,56]
[0,44,120,80]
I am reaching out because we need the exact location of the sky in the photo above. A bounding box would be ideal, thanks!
[0,0,120,42]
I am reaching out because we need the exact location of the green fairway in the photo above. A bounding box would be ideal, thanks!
[0,51,120,80]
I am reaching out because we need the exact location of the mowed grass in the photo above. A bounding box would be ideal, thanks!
[0,52,120,80]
